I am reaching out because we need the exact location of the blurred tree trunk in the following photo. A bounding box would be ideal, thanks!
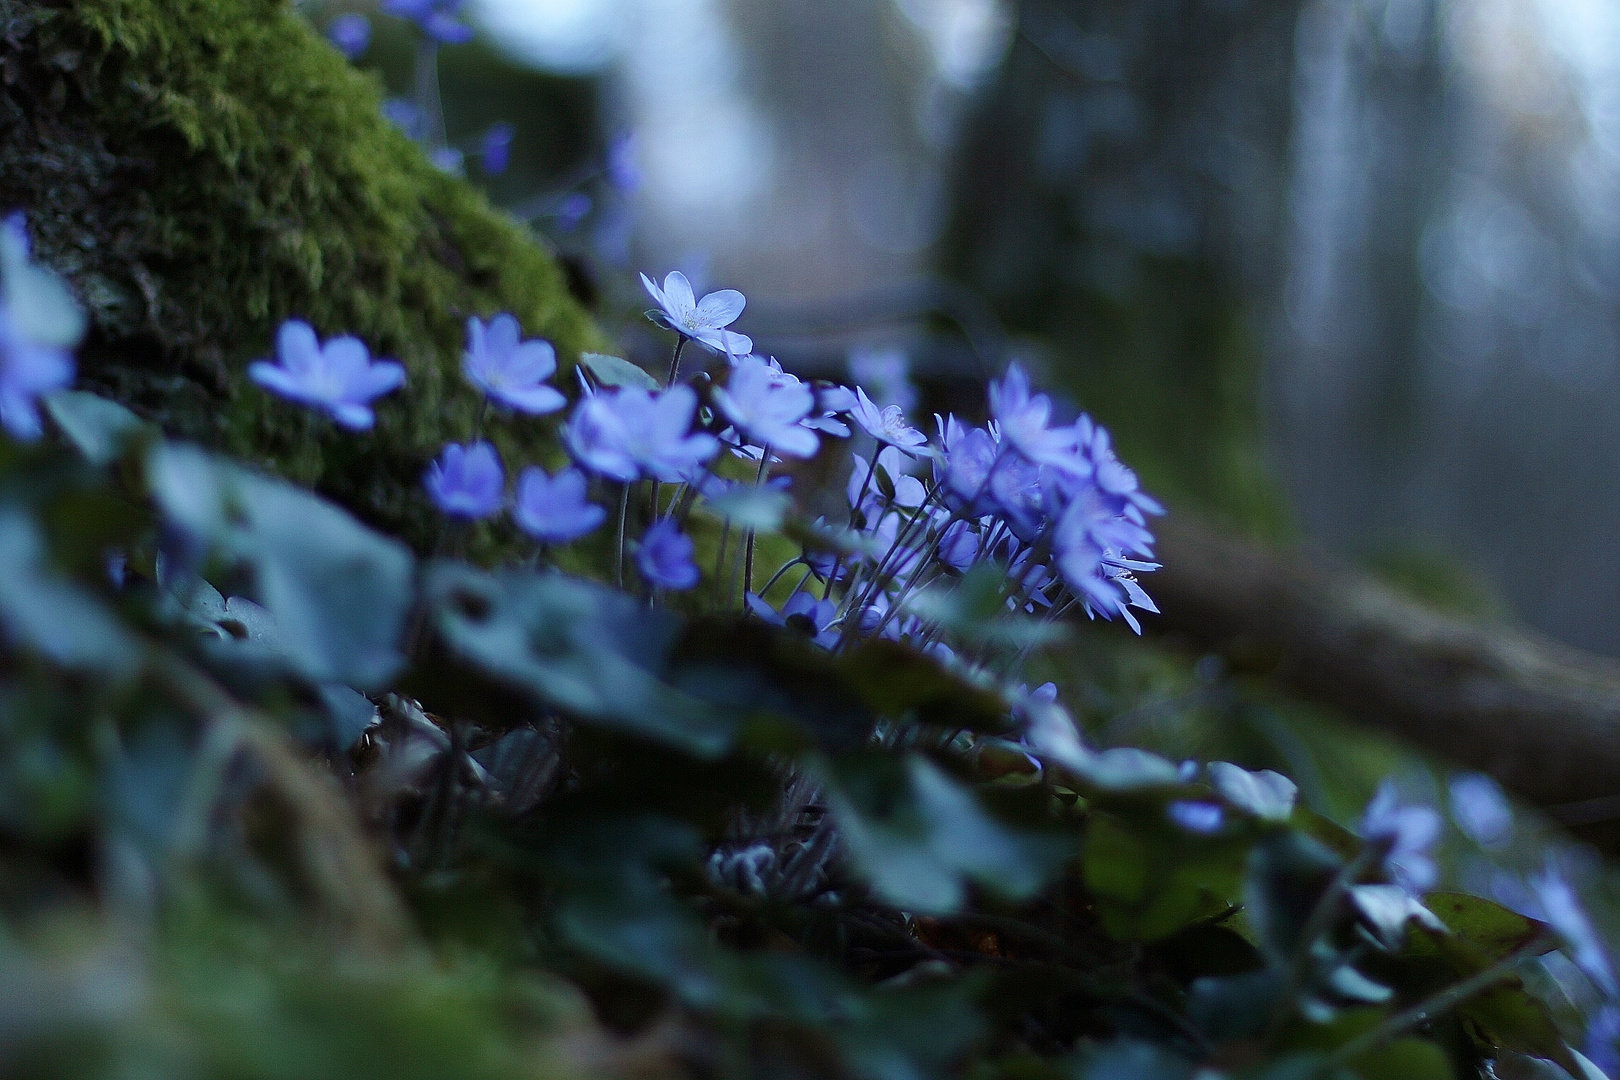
[943,0,1305,534]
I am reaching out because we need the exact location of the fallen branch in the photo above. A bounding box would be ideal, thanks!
[1146,513,1620,822]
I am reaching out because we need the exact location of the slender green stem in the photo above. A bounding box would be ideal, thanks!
[742,452,770,607]
[754,557,805,602]
[714,521,731,605]
[666,335,688,386]
[414,39,446,152]
[825,444,885,600]
[615,483,629,589]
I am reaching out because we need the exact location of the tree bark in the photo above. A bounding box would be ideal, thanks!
[1150,513,1620,828]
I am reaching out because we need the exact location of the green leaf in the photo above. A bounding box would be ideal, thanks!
[837,979,987,1080]
[1418,893,1553,967]
[1067,1040,1196,1080]
[1083,812,1247,941]
[1187,969,1283,1041]
[1345,1036,1452,1080]
[1458,983,1581,1074]
[838,639,1008,733]
[579,352,659,391]
[826,752,1072,914]
[0,505,137,676]
[421,564,737,756]
[146,444,414,689]
[669,617,873,751]
[45,391,151,466]
[1244,830,1344,961]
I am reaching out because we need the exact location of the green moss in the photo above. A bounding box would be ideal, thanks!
[0,0,605,545]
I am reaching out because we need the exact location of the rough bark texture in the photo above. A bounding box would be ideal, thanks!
[0,0,601,546]
[1151,513,1620,831]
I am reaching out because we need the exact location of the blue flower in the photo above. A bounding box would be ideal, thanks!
[425,441,504,519]
[564,385,719,482]
[988,363,1078,469]
[713,355,818,459]
[463,314,565,414]
[1531,866,1618,998]
[382,99,424,140]
[1585,1003,1620,1077]
[637,519,700,590]
[512,466,604,542]
[431,147,465,175]
[0,212,80,440]
[746,590,839,648]
[849,386,928,455]
[382,0,474,43]
[248,320,405,430]
[481,123,515,175]
[1167,801,1225,834]
[848,446,927,518]
[1360,781,1441,896]
[1449,773,1513,848]
[326,13,371,59]
[936,415,1000,512]
[640,270,749,354]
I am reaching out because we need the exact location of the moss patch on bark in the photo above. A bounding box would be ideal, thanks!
[0,0,603,543]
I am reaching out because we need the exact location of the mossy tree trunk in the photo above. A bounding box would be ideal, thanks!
[0,0,603,546]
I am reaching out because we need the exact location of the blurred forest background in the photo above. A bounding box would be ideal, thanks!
[331,0,1620,654]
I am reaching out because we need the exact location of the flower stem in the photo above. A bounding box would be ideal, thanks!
[414,39,446,152]
[742,452,770,608]
[615,483,629,589]
[666,336,688,387]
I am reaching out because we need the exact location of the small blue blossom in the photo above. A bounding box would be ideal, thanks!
[746,590,839,648]
[327,13,371,59]
[383,99,425,140]
[1585,1003,1620,1078]
[713,355,818,459]
[0,212,80,440]
[481,123,515,175]
[431,147,466,175]
[1360,781,1441,896]
[637,519,700,590]
[555,193,592,232]
[1449,773,1513,848]
[463,314,565,414]
[849,386,928,456]
[425,441,504,519]
[565,385,718,482]
[248,320,405,430]
[988,363,1078,469]
[1531,866,1618,998]
[0,308,73,441]
[512,466,604,542]
[640,270,749,354]
[1167,801,1225,834]
[382,0,474,43]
